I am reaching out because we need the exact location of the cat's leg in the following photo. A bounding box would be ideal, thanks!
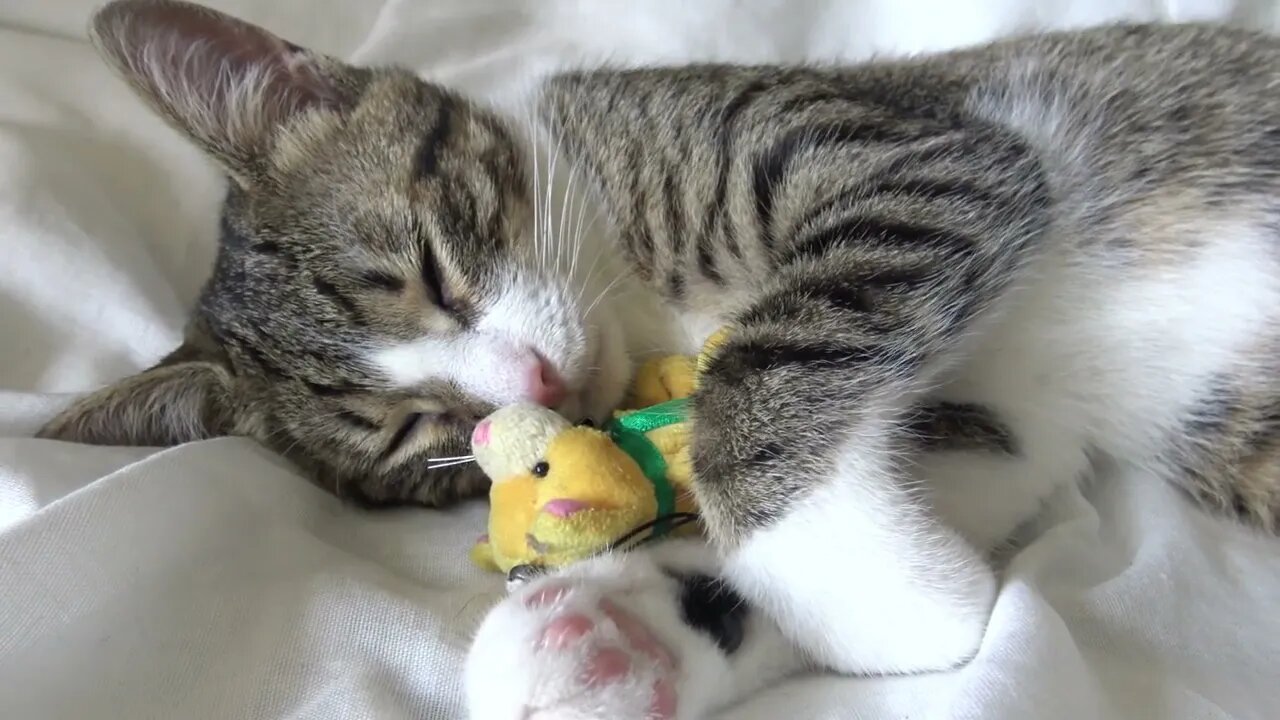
[688,186,1058,673]
[465,539,805,720]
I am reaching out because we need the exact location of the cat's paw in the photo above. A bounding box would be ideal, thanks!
[628,355,697,408]
[465,542,758,720]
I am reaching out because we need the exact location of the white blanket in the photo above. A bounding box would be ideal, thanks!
[3,1,1279,718]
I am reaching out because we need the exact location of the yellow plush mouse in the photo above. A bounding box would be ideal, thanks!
[467,328,730,574]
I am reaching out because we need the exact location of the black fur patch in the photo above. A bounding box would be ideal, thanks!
[665,571,750,654]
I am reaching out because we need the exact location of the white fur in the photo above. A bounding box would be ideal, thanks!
[724,426,998,675]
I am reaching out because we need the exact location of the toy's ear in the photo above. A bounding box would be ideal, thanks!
[471,404,572,481]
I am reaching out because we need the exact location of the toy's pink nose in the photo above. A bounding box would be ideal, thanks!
[526,354,567,408]
[542,499,590,518]
[472,420,491,446]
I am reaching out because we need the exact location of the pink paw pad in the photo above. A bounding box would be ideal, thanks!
[601,599,676,668]
[526,596,679,719]
[539,613,594,650]
[582,646,632,686]
[650,677,677,718]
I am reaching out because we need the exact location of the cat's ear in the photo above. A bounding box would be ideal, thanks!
[89,0,360,183]
[36,343,235,447]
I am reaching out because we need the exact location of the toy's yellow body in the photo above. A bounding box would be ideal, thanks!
[468,329,728,574]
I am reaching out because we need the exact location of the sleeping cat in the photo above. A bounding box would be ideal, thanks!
[38,0,1280,717]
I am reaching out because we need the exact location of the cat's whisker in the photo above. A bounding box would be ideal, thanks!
[543,121,563,274]
[575,241,612,307]
[565,159,587,282]
[580,266,621,314]
[567,166,605,289]
[528,106,545,270]
[583,270,628,318]
[559,158,584,277]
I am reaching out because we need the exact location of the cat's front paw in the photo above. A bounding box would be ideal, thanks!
[467,578,679,718]
[465,544,753,720]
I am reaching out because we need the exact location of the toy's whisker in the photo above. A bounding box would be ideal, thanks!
[428,458,477,469]
[604,512,701,554]
[428,454,475,462]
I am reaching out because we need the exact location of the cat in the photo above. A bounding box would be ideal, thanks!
[37,0,1280,717]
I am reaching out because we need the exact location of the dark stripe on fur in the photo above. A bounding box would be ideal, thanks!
[785,215,975,264]
[412,216,446,306]
[752,119,939,247]
[750,441,787,465]
[311,276,362,321]
[663,170,686,266]
[627,140,656,272]
[382,413,422,458]
[797,176,1007,243]
[305,380,357,398]
[905,402,1018,455]
[697,80,771,275]
[738,271,933,330]
[697,240,724,284]
[336,409,381,432]
[218,214,249,250]
[864,176,1008,207]
[667,270,686,302]
[214,324,288,379]
[415,97,454,178]
[359,270,406,292]
[705,338,904,385]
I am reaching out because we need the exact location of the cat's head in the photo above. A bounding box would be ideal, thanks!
[36,0,634,506]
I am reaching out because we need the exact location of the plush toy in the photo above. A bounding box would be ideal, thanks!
[467,328,730,574]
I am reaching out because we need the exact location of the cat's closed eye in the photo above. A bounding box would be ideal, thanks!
[386,411,425,455]
[360,270,405,292]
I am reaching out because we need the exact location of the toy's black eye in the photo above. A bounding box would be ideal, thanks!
[532,461,550,477]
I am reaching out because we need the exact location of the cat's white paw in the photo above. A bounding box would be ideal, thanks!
[468,577,679,719]
[464,541,791,720]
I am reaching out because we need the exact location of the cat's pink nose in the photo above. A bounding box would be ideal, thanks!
[526,354,567,407]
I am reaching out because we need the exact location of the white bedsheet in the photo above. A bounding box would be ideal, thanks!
[2,1,1279,718]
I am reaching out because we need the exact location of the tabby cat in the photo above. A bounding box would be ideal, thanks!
[38,0,1280,717]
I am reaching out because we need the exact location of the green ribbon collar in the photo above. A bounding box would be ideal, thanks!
[603,398,689,533]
